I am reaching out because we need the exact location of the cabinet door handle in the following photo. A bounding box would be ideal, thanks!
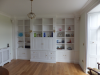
[33,52,35,53]
[23,53,25,54]
[46,55,47,56]
[51,53,52,54]
[65,55,66,56]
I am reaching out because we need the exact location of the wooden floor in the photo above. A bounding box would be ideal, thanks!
[3,60,87,75]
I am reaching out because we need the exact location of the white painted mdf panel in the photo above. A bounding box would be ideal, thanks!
[39,52,47,59]
[33,38,43,50]
[90,30,97,41]
[89,44,97,55]
[57,51,74,62]
[90,14,99,27]
[3,50,9,62]
[0,52,2,64]
[89,57,97,68]
[43,38,49,50]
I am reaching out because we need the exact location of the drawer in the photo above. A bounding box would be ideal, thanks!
[31,55,38,59]
[17,50,30,57]
[48,56,56,60]
[31,51,38,55]
[47,52,56,56]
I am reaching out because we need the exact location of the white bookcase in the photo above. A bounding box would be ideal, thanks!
[15,17,79,63]
[17,19,30,60]
[17,20,30,48]
[30,18,56,63]
[56,18,75,51]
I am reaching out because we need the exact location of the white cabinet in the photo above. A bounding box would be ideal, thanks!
[57,51,74,62]
[32,38,43,50]
[30,51,56,63]
[0,47,11,66]
[32,38,53,51]
[17,48,30,60]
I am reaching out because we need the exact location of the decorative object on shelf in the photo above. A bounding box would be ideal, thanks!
[66,34,70,37]
[67,40,71,43]
[67,47,72,50]
[44,32,46,37]
[57,40,59,43]
[58,33,62,37]
[39,34,40,37]
[7,43,9,47]
[62,40,64,43]
[30,30,32,33]
[34,33,36,37]
[19,41,23,42]
[53,27,55,33]
[37,34,38,37]
[25,45,30,48]
[68,27,71,30]
[59,28,62,31]
[57,46,64,49]
[52,32,53,37]
[71,34,74,37]
[27,0,36,19]
[19,46,23,48]
[18,32,23,37]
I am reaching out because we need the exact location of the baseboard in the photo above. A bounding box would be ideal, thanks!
[30,59,56,63]
[17,57,30,60]
[56,59,74,63]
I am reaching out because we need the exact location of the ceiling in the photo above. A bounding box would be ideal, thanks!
[89,4,100,13]
[0,0,92,17]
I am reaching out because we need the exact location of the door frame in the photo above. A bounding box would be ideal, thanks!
[85,3,100,73]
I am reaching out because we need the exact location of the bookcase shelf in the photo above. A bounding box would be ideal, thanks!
[56,18,75,51]
[17,20,30,48]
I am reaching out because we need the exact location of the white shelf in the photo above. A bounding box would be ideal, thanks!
[25,37,30,38]
[56,30,65,32]
[66,37,74,38]
[57,37,65,38]
[43,24,53,25]
[56,24,65,25]
[33,30,42,32]
[57,43,65,44]
[25,25,30,26]
[33,24,42,25]
[66,43,74,44]
[66,30,74,32]
[18,25,23,26]
[43,30,53,32]
[57,49,65,50]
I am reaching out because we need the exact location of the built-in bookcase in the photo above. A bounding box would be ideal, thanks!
[32,18,53,37]
[17,20,30,48]
[56,18,74,51]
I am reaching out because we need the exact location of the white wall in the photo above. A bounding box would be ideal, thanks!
[0,14,13,59]
[79,13,86,71]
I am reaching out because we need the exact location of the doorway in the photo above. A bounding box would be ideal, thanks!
[87,4,100,72]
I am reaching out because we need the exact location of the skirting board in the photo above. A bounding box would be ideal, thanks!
[17,57,30,60]
[56,59,79,64]
[30,59,56,63]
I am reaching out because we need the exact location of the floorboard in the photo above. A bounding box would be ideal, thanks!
[3,60,88,75]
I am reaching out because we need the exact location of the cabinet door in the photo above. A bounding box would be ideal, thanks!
[43,38,53,50]
[38,51,47,59]
[0,52,2,65]
[33,38,43,50]
[3,50,9,62]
